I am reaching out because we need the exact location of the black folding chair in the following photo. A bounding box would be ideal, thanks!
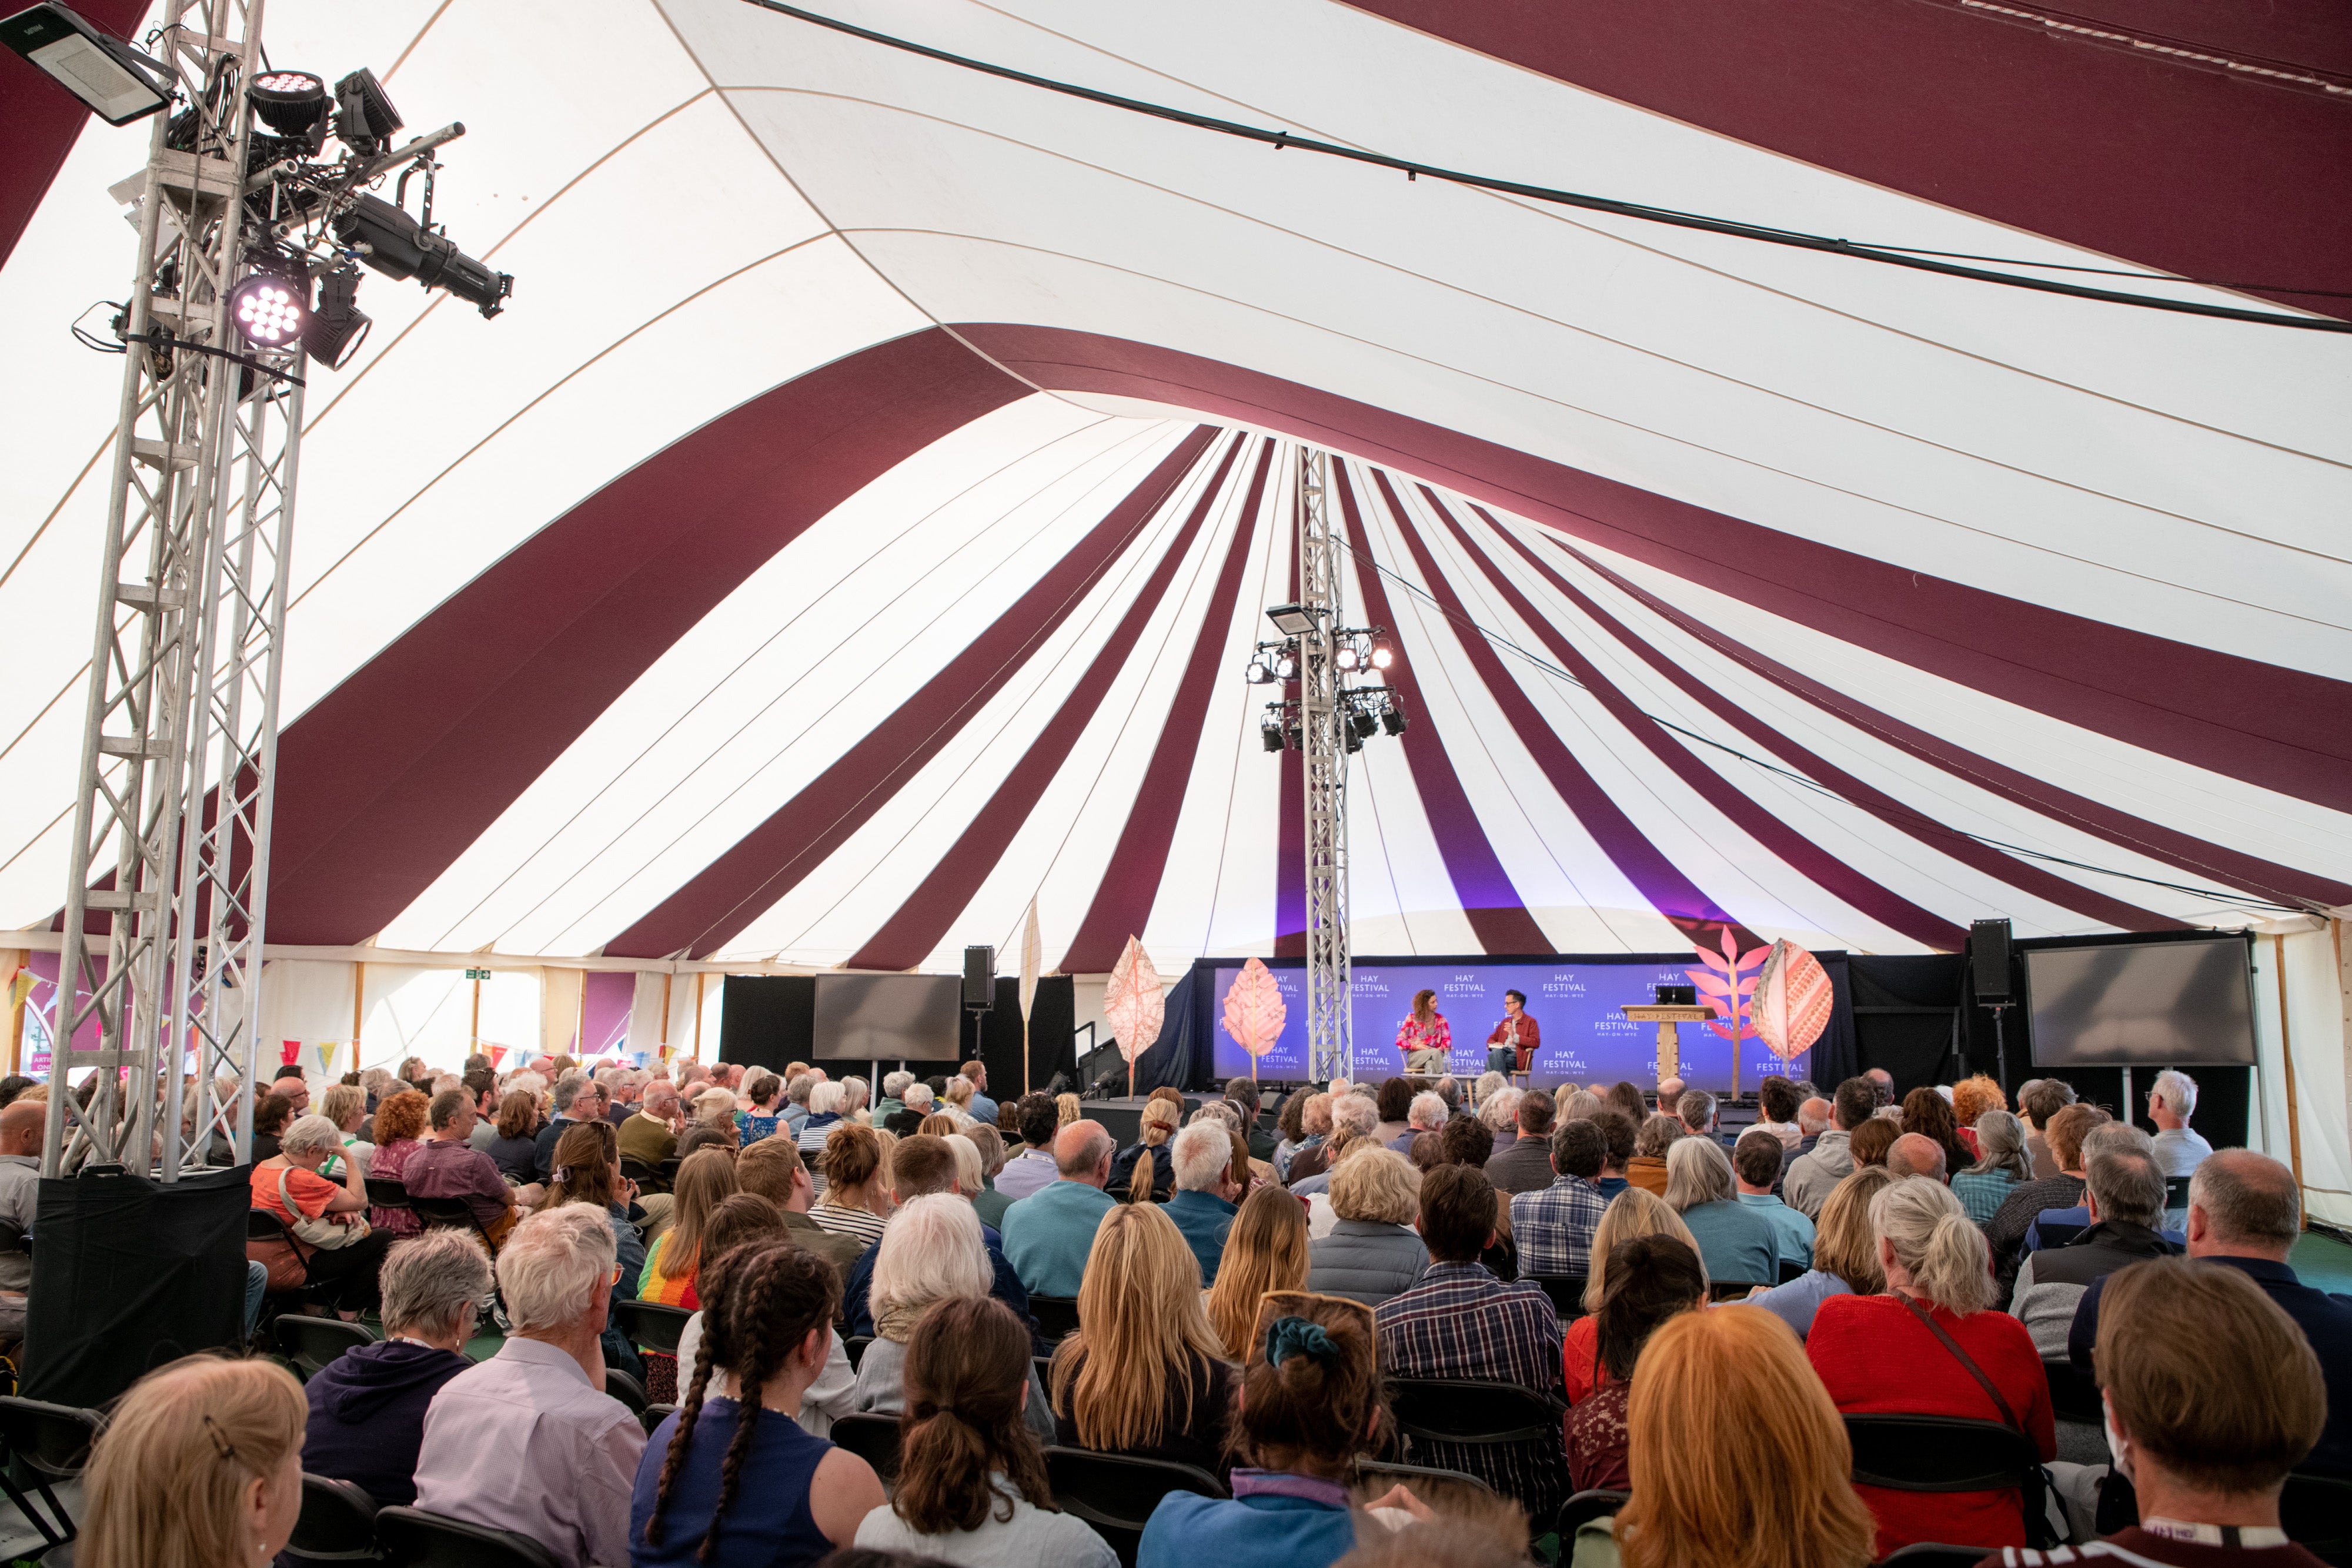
[286,1474,381,1562]
[2163,1174,2193,1213]
[406,1193,506,1260]
[639,1402,677,1436]
[2041,1358,2102,1426]
[1387,1378,1566,1447]
[1555,1487,1629,1542]
[1779,1257,1808,1284]
[1356,1457,1494,1495]
[1523,1273,1588,1320]
[603,1368,649,1418]
[0,1396,103,1552]
[364,1178,412,1215]
[1878,1547,1995,1566]
[1044,1448,1226,1568]
[1029,1295,1082,1342]
[250,1208,335,1309]
[1709,1279,1772,1302]
[613,1299,693,1356]
[1843,1415,2053,1548]
[276,1316,378,1382]
[2281,1470,2352,1567]
[619,1156,665,1195]
[828,1412,903,1483]
[843,1334,874,1372]
[373,1506,562,1568]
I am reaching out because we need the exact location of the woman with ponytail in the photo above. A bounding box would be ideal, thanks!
[629,1239,883,1567]
[1138,1291,1427,1568]
[1110,1096,1181,1203]
[853,1296,1116,1567]
[1806,1176,2054,1557]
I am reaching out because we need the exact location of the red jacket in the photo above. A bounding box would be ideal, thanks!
[1485,1014,1539,1070]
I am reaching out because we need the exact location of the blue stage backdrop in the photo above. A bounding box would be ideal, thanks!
[1120,952,1857,1096]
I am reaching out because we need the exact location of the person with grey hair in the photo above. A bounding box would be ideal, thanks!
[1282,1091,1339,1185]
[1389,1091,1448,1154]
[1472,1068,1508,1109]
[531,1072,607,1181]
[2147,1067,2212,1181]
[838,1074,870,1125]
[1663,1135,1778,1285]
[1475,1084,1522,1139]
[2009,1144,2180,1356]
[876,1070,914,1122]
[964,1122,1013,1229]
[1884,1131,1947,1183]
[1951,1108,2031,1223]
[1290,1095,1382,1198]
[903,1081,937,1116]
[300,1230,491,1504]
[851,1193,1056,1440]
[776,1070,814,1138]
[1432,1074,1461,1112]
[252,1112,395,1313]
[1558,1088,1604,1124]
[1166,1121,1244,1283]
[413,1206,643,1568]
[2021,1118,2176,1256]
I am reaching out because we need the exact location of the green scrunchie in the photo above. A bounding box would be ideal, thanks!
[1264,1315,1339,1369]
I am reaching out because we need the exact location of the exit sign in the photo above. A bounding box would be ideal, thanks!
[465,967,491,981]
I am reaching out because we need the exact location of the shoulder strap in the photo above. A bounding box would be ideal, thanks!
[1898,1293,2022,1432]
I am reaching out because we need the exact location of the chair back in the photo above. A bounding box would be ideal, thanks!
[364,1178,412,1211]
[639,1402,677,1436]
[405,1194,477,1231]
[373,1506,563,1568]
[1357,1457,1494,1495]
[2041,1358,2103,1426]
[2282,1470,2352,1566]
[1029,1295,1081,1342]
[1555,1487,1628,1542]
[827,1412,902,1482]
[1044,1447,1225,1567]
[2033,1218,2087,1252]
[286,1473,380,1561]
[618,1157,663,1194]
[843,1335,874,1372]
[613,1299,693,1355]
[2163,1175,2193,1212]
[1843,1412,2050,1545]
[250,1207,299,1241]
[1523,1274,1587,1320]
[1778,1257,1807,1284]
[602,1368,649,1417]
[1387,1378,1565,1446]
[0,1396,103,1477]
[1709,1279,1771,1302]
[1879,1547,2000,1566]
[276,1316,378,1382]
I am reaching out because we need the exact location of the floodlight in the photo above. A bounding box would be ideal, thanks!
[249,68,328,138]
[1275,650,1298,682]
[302,265,371,369]
[1260,712,1284,753]
[1265,602,1315,637]
[332,66,402,155]
[1244,656,1272,685]
[1370,642,1394,670]
[1335,644,1359,671]
[228,270,306,349]
[1,3,171,125]
[1349,710,1378,741]
[332,192,512,317]
[1382,706,1409,737]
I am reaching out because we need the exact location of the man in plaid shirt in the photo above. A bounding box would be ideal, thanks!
[1375,1164,1569,1520]
[1509,1118,1612,1278]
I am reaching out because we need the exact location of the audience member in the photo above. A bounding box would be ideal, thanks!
[962,1123,1013,1229]
[834,1135,1029,1335]
[1562,1190,1708,1403]
[1950,1075,2007,1159]
[1306,1148,1428,1305]
[1755,1075,1804,1151]
[301,1229,488,1505]
[486,1090,542,1182]
[640,1148,739,1308]
[1111,1097,1181,1203]
[1782,1096,1834,1185]
[1206,1183,1312,1362]
[1808,1178,2053,1555]
[1001,1120,1120,1300]
[317,1083,375,1179]
[1953,1109,2032,1223]
[251,1092,295,1162]
[252,1113,393,1313]
[1625,1114,1681,1197]
[671,1194,857,1440]
[1051,1203,1237,1477]
[1474,1085,1522,1144]
[1138,1292,1411,1568]
[634,1238,882,1566]
[1571,1306,1877,1568]
[1165,1121,1244,1284]
[853,1195,1054,1438]
[1484,1087,1558,1196]
[1786,1077,1873,1218]
[1885,1131,1948,1182]
[1371,1077,1415,1147]
[1665,1136,1778,1285]
[1985,1102,2107,1282]
[1603,1081,1647,1126]
[538,1119,649,1372]
[733,1135,865,1275]
[998,1094,1063,1203]
[415,1206,644,1568]
[794,1081,847,1175]
[1390,1089,1448,1155]
[366,1089,430,1236]
[1378,1165,1568,1516]
[1848,1116,1900,1170]
[1271,1088,1314,1178]
[1675,1089,1718,1141]
[2019,1078,2077,1181]
[2009,1144,2179,1356]
[1654,1076,1686,1118]
[1902,1087,1969,1176]
[618,1080,681,1171]
[405,1089,537,1248]
[1512,1116,1611,1277]
[1733,1128,1815,1268]
[1294,1095,1381,1198]
[2147,1068,2213,1182]
[532,1075,607,1180]
[812,1122,893,1253]
[80,1355,308,1568]
[873,1071,912,1124]
[1565,1234,1706,1495]
[1586,1109,1636,1202]
[1746,1166,1893,1340]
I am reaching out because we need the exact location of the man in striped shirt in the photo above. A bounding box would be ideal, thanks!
[1510,1118,1612,1279]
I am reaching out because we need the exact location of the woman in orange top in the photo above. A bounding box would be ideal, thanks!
[252,1113,393,1315]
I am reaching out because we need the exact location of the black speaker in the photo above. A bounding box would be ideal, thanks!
[963,945,995,1010]
[1970,919,2013,1004]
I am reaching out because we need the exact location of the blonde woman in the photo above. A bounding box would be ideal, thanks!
[1056,1092,1082,1128]
[813,1121,892,1253]
[1744,1165,1893,1339]
[1304,1148,1427,1306]
[316,1082,374,1181]
[81,1355,308,1568]
[1050,1203,1237,1477]
[1111,1096,1181,1203]
[1662,1136,1778,1287]
[1204,1185,1311,1361]
[851,1194,1055,1440]
[1562,1188,1709,1403]
[1571,1308,1877,1568]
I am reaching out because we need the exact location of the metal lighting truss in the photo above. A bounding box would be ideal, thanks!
[1295,447,1352,1086]
[44,0,295,1179]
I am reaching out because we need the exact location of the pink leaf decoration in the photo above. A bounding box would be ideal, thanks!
[1736,945,1770,973]
[1220,957,1287,1061]
[1752,940,1833,1061]
[1693,945,1733,977]
[1692,930,1764,1042]
[1104,938,1165,1065]
[1685,969,1734,998]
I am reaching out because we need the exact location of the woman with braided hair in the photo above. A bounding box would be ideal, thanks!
[628,1238,884,1567]
[853,1296,1116,1567]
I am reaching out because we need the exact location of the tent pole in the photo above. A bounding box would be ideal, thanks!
[2275,934,2303,1203]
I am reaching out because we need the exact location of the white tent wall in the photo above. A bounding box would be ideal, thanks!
[2257,923,2352,1232]
[256,959,359,1078]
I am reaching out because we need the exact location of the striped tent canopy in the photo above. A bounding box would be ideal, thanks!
[2,0,2346,985]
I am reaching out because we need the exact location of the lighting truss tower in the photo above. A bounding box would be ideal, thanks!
[44,0,296,1179]
[1295,446,1352,1085]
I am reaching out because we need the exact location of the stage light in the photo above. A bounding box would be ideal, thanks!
[1244,656,1272,684]
[332,66,402,156]
[228,270,306,349]
[332,191,513,317]
[1,3,171,125]
[249,69,328,139]
[1349,710,1378,741]
[1371,642,1394,670]
[1265,602,1316,637]
[1335,644,1359,671]
[1261,712,1284,753]
[1275,650,1298,682]
[1382,706,1409,737]
[302,265,371,369]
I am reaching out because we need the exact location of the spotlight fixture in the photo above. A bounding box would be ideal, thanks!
[1335,643,1359,671]
[1382,705,1409,737]
[1,3,171,125]
[1260,710,1284,753]
[1370,641,1394,670]
[1349,710,1378,741]
[249,68,329,140]
[1265,602,1316,637]
[1275,649,1298,682]
[332,191,513,317]
[1244,656,1274,685]
[301,264,371,369]
[228,270,306,349]
[332,66,402,156]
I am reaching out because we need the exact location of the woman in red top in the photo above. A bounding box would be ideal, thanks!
[1805,1176,2053,1557]
[251,1113,393,1315]
[365,1088,430,1236]
[1562,1189,1708,1405]
[1567,1233,1706,1493]
[1395,989,1452,1074]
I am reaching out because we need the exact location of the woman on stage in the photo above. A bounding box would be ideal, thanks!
[1485,989,1539,1076]
[1395,989,1451,1074]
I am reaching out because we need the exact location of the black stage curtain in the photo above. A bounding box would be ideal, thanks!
[978,975,1076,1096]
[716,974,1073,1095]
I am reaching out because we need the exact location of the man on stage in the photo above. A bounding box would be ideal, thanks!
[1485,990,1539,1077]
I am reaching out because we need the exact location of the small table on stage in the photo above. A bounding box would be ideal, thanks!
[1619,1004,1720,1084]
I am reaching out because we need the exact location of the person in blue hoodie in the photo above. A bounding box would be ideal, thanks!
[302,1229,489,1505]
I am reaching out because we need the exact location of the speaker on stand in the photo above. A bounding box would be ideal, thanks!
[1969,918,2014,1087]
[963,944,995,1077]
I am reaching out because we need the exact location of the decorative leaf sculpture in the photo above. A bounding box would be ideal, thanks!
[1104,937,1164,1097]
[1220,957,1287,1080]
[1687,925,1769,1042]
[1752,938,1834,1061]
[1018,897,1041,1086]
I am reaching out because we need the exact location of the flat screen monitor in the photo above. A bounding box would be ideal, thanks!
[2024,937,2254,1068]
[811,973,962,1062]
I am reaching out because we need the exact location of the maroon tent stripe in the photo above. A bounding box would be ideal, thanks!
[1414,489,1967,951]
[1477,511,2186,932]
[1362,468,1743,945]
[1337,464,1552,954]
[603,425,1220,959]
[848,432,1250,970]
[1529,527,2352,912]
[1063,437,1278,972]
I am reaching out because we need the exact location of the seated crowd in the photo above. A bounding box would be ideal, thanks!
[57,1054,2326,1568]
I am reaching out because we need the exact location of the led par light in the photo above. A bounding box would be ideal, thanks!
[1370,641,1394,670]
[0,3,171,125]
[1275,650,1298,682]
[228,270,306,349]
[249,68,328,138]
[1335,644,1359,671]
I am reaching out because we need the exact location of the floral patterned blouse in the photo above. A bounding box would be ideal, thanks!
[1395,1012,1452,1059]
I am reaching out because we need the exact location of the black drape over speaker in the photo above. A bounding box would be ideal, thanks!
[963,945,995,1009]
[1970,918,2014,1004]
